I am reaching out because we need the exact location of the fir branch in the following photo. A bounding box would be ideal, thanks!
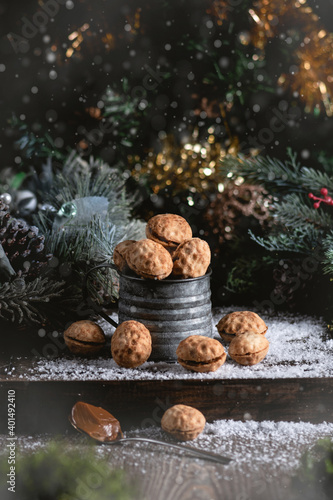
[38,214,145,305]
[249,226,323,254]
[300,167,333,192]
[272,193,333,231]
[39,213,145,265]
[221,149,304,193]
[50,153,129,211]
[34,152,139,227]
[0,276,65,323]
[322,232,333,275]
[9,115,66,163]
[33,152,146,310]
[222,149,333,195]
[101,79,146,148]
[224,150,333,266]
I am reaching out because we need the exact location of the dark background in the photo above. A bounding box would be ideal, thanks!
[0,0,333,169]
[0,0,333,317]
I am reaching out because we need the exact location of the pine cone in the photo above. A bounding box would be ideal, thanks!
[0,200,52,279]
[204,183,272,246]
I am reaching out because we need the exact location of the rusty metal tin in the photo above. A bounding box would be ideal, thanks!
[118,269,213,361]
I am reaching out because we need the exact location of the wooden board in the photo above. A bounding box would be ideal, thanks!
[1,377,332,435]
[1,323,333,434]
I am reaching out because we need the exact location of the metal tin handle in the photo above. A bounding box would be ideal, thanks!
[82,263,119,328]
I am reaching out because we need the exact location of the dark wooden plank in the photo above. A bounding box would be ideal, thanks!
[0,433,296,500]
[1,377,332,434]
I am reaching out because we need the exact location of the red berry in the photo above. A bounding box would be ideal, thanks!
[326,196,332,203]
[320,188,328,196]
[308,193,314,199]
[313,202,320,209]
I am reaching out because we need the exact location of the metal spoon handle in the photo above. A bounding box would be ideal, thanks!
[114,437,231,465]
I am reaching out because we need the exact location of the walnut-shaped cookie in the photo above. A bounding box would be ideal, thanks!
[216,311,267,343]
[64,320,106,356]
[111,320,152,368]
[146,213,192,255]
[172,238,211,279]
[176,335,226,372]
[113,240,136,272]
[127,239,173,280]
[228,331,269,366]
[161,404,206,441]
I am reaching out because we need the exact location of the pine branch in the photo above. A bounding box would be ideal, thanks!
[300,167,333,192]
[43,216,144,263]
[222,149,333,196]
[32,152,146,311]
[101,79,146,148]
[34,152,139,228]
[322,232,333,275]
[37,213,145,306]
[85,218,146,305]
[249,226,323,254]
[272,193,333,231]
[10,115,66,163]
[0,276,65,323]
[50,153,129,210]
[221,149,304,193]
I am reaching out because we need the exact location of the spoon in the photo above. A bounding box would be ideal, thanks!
[69,402,232,466]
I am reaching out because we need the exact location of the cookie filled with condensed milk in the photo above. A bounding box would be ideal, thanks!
[113,240,136,272]
[172,237,211,279]
[127,239,173,280]
[216,311,267,343]
[176,335,226,372]
[146,213,192,255]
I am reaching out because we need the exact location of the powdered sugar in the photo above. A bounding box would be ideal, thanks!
[2,419,332,479]
[18,307,333,381]
[125,419,333,477]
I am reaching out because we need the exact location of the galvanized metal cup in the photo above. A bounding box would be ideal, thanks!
[83,265,213,362]
[118,268,213,361]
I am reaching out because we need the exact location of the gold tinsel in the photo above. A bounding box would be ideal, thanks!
[249,0,333,116]
[206,1,230,24]
[129,128,239,195]
[209,1,333,115]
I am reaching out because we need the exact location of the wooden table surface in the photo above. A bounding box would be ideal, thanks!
[1,322,333,433]
[0,427,328,500]
[1,322,332,500]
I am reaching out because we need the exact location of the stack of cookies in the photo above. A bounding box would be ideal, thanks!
[175,310,270,372]
[113,213,211,280]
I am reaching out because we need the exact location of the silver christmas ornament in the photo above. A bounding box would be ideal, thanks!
[53,196,109,232]
[14,190,38,216]
[0,193,12,205]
